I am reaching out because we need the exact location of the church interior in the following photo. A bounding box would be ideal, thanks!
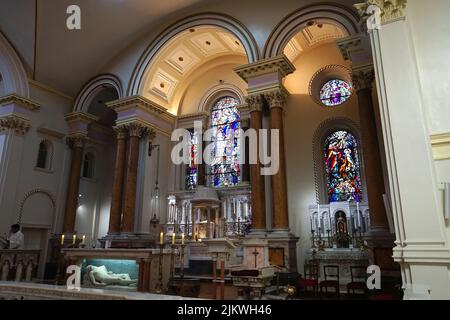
[0,0,449,301]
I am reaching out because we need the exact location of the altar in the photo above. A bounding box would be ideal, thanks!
[62,249,172,293]
[305,248,370,292]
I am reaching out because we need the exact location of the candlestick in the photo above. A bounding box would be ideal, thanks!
[60,234,65,246]
[181,233,185,245]
[172,232,176,245]
[180,244,186,279]
[356,201,360,228]
[72,234,76,245]
[82,235,86,245]
[160,232,164,245]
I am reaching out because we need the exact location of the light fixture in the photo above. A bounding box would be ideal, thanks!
[149,142,161,228]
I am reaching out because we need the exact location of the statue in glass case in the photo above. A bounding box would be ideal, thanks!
[85,265,137,287]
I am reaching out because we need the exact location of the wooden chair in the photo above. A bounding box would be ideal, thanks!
[347,266,367,296]
[319,265,340,297]
[299,261,319,296]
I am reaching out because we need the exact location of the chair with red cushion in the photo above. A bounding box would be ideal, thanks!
[347,266,367,296]
[320,265,340,297]
[299,261,319,296]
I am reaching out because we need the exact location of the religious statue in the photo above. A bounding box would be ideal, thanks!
[85,265,137,287]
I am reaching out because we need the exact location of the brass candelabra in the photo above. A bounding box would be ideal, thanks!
[155,243,164,294]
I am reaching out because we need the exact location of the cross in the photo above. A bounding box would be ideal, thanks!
[252,248,259,268]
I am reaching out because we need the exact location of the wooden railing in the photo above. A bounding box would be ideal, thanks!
[0,250,40,282]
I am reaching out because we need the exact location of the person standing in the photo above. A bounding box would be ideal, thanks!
[6,224,25,249]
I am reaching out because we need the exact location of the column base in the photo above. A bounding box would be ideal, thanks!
[99,233,156,249]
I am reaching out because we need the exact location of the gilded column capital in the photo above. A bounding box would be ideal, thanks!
[113,125,128,139]
[0,115,31,135]
[352,66,375,91]
[264,89,287,109]
[66,135,87,149]
[245,95,264,113]
[125,122,156,140]
[354,0,407,28]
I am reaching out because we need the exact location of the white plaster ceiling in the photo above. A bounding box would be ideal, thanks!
[283,23,346,63]
[142,26,247,109]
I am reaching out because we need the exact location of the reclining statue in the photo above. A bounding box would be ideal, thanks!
[85,265,137,287]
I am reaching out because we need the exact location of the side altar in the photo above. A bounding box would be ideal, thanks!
[61,248,171,293]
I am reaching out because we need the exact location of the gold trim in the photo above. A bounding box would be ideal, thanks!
[0,94,41,111]
[64,112,99,124]
[431,133,450,161]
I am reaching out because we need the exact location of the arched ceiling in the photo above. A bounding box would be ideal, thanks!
[141,26,247,114]
[283,22,347,63]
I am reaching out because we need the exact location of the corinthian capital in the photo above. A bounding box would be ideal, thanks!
[352,66,375,91]
[113,125,128,140]
[245,95,264,113]
[264,90,287,109]
[125,122,156,140]
[355,0,407,27]
[0,115,31,135]
[66,135,87,149]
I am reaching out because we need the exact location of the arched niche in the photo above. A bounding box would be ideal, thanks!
[18,190,56,228]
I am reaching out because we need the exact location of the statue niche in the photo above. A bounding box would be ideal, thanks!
[334,211,351,248]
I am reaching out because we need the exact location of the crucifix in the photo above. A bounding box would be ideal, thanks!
[252,248,259,268]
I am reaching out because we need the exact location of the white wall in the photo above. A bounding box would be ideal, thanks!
[284,43,361,270]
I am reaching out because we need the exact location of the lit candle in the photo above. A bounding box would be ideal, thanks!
[61,234,65,246]
[72,234,76,245]
[82,235,86,245]
[172,232,176,245]
[160,232,164,245]
[181,233,185,245]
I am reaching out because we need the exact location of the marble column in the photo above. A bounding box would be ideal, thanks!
[247,95,266,232]
[63,136,85,234]
[108,126,128,234]
[353,66,389,230]
[121,123,148,233]
[265,90,289,231]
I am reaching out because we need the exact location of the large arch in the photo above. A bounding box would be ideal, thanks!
[127,12,260,96]
[17,189,56,228]
[264,3,361,58]
[0,31,29,97]
[73,74,123,113]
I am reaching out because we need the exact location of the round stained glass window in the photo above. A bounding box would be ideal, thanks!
[319,79,352,107]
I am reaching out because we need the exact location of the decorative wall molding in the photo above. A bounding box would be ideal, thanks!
[354,0,407,26]
[234,55,295,82]
[128,13,260,96]
[17,189,56,225]
[431,133,450,161]
[36,127,65,141]
[0,94,40,111]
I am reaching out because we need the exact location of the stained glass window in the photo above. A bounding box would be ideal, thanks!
[209,96,241,187]
[320,79,352,106]
[185,130,198,190]
[324,130,362,202]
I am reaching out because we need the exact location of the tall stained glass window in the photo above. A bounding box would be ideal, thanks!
[209,96,241,187]
[324,130,362,202]
[185,130,198,190]
[320,79,352,107]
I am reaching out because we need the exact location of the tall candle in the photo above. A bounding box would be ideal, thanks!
[172,232,176,245]
[61,234,65,246]
[82,235,86,245]
[356,201,360,228]
[160,232,164,245]
[181,233,185,245]
[72,234,76,245]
